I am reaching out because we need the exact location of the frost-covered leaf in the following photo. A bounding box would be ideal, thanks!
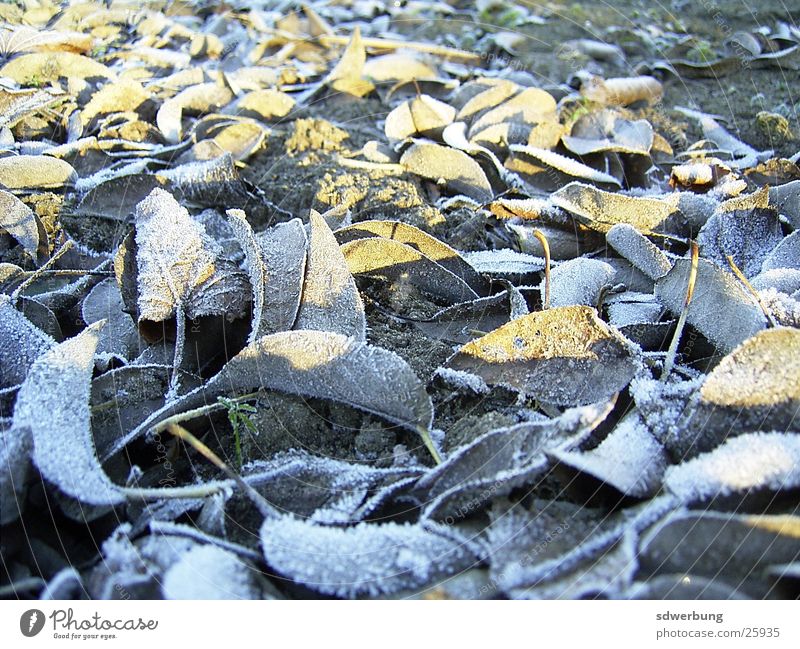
[762,230,800,273]
[769,180,800,229]
[486,498,647,598]
[341,237,480,305]
[88,527,199,599]
[0,52,113,85]
[244,450,422,521]
[0,422,30,524]
[563,110,653,156]
[461,249,546,277]
[363,53,436,83]
[752,268,800,294]
[0,86,64,130]
[294,211,365,340]
[606,224,672,280]
[469,88,557,135]
[0,155,77,190]
[400,141,493,202]
[260,517,477,597]
[229,89,295,121]
[226,212,307,342]
[0,295,54,388]
[77,174,166,221]
[453,79,519,122]
[134,188,248,322]
[384,95,456,141]
[697,207,783,278]
[549,413,667,499]
[690,328,800,442]
[420,399,614,520]
[156,83,234,144]
[325,26,373,97]
[13,322,124,506]
[162,545,263,600]
[547,257,616,308]
[0,189,47,264]
[509,145,622,187]
[639,511,800,596]
[552,182,677,234]
[195,121,267,163]
[336,220,488,295]
[655,257,766,354]
[111,330,434,458]
[81,279,139,364]
[158,154,251,208]
[664,432,800,507]
[445,306,641,405]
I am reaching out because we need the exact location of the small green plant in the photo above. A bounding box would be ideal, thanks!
[687,39,715,63]
[217,397,258,469]
[26,73,44,88]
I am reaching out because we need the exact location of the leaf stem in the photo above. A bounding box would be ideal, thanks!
[533,229,551,309]
[725,255,777,327]
[417,426,442,465]
[10,239,74,304]
[166,423,279,518]
[661,240,699,381]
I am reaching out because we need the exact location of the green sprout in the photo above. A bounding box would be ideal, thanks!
[217,397,258,469]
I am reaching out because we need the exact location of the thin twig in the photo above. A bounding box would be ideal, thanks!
[318,34,480,62]
[166,423,279,518]
[10,239,74,304]
[661,240,699,381]
[726,255,778,327]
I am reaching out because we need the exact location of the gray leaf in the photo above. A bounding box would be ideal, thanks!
[0,421,30,524]
[260,516,477,597]
[227,213,307,342]
[162,545,263,600]
[655,257,766,354]
[294,211,365,340]
[697,207,782,278]
[547,257,616,308]
[664,432,800,506]
[109,330,434,458]
[0,294,54,388]
[639,510,800,596]
[14,322,125,506]
[549,412,667,499]
[606,223,672,280]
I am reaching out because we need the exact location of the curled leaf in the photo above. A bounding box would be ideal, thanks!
[13,322,125,506]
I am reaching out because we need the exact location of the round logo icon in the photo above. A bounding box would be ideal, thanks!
[20,609,45,637]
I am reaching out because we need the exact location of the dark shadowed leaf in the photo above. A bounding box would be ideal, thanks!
[110,330,434,458]
[226,212,308,341]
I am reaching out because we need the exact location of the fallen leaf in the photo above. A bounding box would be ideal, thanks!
[446,306,641,405]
